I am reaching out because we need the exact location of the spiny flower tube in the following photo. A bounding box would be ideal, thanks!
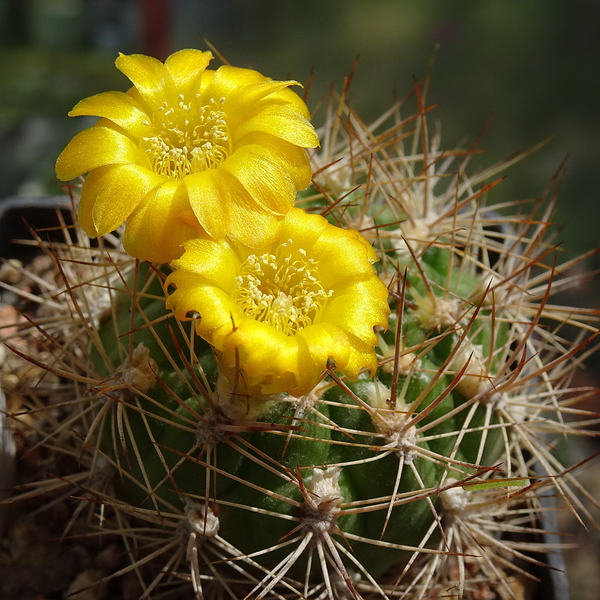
[165,207,390,396]
[55,49,319,263]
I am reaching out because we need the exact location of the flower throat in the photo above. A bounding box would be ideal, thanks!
[234,240,332,336]
[140,96,231,179]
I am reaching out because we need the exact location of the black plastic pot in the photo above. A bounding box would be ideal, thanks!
[0,195,74,260]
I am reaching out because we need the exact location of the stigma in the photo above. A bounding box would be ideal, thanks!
[140,96,231,179]
[234,240,333,336]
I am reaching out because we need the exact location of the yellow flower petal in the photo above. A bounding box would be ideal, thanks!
[233,107,320,148]
[115,53,175,112]
[123,181,198,263]
[164,49,212,94]
[223,319,288,375]
[343,338,380,380]
[187,166,283,247]
[75,183,99,237]
[68,92,149,140]
[58,50,319,262]
[235,131,312,192]
[263,336,314,395]
[261,370,300,396]
[56,125,145,181]
[204,65,268,99]
[225,80,304,121]
[333,277,391,304]
[277,206,328,252]
[167,281,240,342]
[167,208,390,397]
[172,237,240,290]
[266,83,312,118]
[222,144,296,215]
[298,322,350,372]
[227,191,281,248]
[197,69,215,94]
[185,169,232,240]
[221,322,320,396]
[79,163,164,237]
[323,294,388,347]
[311,227,379,289]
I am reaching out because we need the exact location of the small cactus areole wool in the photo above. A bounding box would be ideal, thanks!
[55,49,319,263]
[166,207,391,396]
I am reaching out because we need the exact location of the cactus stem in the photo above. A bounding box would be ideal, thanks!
[4,67,600,598]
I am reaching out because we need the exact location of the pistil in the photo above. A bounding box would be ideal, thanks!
[234,240,333,335]
[140,96,231,179]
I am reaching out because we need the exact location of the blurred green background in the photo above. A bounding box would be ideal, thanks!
[1,1,599,598]
[1,0,599,257]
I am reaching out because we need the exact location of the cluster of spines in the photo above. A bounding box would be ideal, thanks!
[2,80,599,600]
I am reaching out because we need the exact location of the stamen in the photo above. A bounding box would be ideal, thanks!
[140,97,231,179]
[233,241,333,335]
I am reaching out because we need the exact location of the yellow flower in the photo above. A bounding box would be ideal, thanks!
[165,208,390,397]
[55,49,319,263]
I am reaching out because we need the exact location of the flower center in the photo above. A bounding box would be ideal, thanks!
[140,96,231,179]
[233,240,332,336]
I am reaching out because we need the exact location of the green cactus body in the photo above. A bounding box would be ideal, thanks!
[3,49,598,600]
[92,234,508,581]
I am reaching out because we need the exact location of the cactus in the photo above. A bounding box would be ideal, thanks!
[2,59,599,600]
